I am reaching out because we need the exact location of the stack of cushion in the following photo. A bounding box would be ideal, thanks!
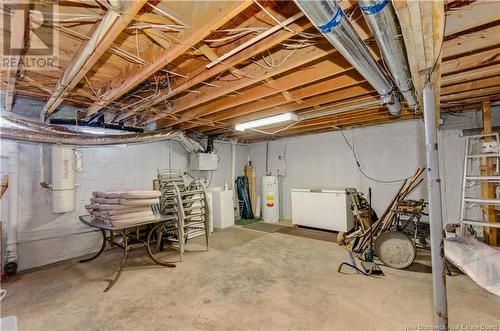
[85,190,161,227]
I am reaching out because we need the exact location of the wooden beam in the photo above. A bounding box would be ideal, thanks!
[157,43,334,123]
[83,0,255,118]
[393,0,445,113]
[441,85,500,103]
[171,57,367,129]
[43,0,147,116]
[237,111,417,140]
[143,29,172,49]
[441,47,500,75]
[432,0,445,122]
[2,3,29,111]
[441,76,500,95]
[194,71,367,129]
[199,91,378,135]
[480,101,499,246]
[198,44,244,77]
[441,95,500,108]
[165,23,491,132]
[288,110,408,130]
[144,43,332,126]
[442,63,500,86]
[126,17,314,116]
[443,24,500,60]
[445,1,500,36]
[11,89,93,107]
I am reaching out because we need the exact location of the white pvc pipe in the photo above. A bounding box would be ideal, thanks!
[231,140,236,188]
[423,83,448,329]
[231,140,237,215]
[7,143,19,263]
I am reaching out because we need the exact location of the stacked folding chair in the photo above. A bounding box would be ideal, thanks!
[157,170,210,261]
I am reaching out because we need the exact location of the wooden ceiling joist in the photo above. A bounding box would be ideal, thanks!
[125,17,314,119]
[2,2,29,111]
[441,76,500,96]
[198,87,378,135]
[441,47,500,75]
[441,85,500,103]
[162,50,363,127]
[442,62,500,87]
[151,19,372,127]
[2,0,498,140]
[444,0,500,36]
[193,74,371,133]
[42,0,147,117]
[83,0,255,118]
[236,110,417,141]
[160,14,498,134]
[442,23,500,60]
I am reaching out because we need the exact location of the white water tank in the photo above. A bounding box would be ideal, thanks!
[51,145,76,213]
[262,176,279,223]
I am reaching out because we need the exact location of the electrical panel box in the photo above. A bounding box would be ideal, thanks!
[190,153,218,171]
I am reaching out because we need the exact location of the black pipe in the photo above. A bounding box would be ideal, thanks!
[48,118,144,132]
[205,136,214,153]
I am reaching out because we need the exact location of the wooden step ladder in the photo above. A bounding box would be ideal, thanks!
[460,132,500,235]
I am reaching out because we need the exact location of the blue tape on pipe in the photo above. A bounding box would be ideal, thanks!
[318,6,344,33]
[359,0,389,15]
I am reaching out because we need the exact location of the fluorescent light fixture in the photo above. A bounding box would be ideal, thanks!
[235,112,298,132]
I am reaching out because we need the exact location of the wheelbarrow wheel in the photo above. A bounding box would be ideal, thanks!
[374,231,416,269]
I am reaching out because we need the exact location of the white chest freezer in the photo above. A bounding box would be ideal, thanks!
[291,188,354,232]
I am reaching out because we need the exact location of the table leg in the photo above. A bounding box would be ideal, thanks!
[79,229,107,263]
[146,223,176,268]
[104,231,128,292]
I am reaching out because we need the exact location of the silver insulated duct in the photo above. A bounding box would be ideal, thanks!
[358,0,417,109]
[294,0,401,115]
[0,112,204,153]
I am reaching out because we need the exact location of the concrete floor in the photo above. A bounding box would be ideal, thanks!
[1,225,499,331]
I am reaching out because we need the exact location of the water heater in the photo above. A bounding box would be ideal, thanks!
[262,176,279,223]
[51,145,76,213]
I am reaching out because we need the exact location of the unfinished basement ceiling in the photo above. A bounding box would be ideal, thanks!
[1,0,499,141]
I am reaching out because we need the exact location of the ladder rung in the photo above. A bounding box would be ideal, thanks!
[465,133,499,139]
[465,176,500,181]
[462,219,500,228]
[464,197,500,204]
[466,154,500,158]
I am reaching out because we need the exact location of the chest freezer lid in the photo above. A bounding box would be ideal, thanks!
[291,187,347,194]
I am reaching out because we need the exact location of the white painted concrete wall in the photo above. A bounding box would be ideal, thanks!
[0,139,247,271]
[249,120,427,220]
[190,141,248,190]
[248,110,500,225]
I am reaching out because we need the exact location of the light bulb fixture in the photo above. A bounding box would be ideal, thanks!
[235,112,298,132]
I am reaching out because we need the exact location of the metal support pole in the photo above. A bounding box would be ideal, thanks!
[423,82,448,329]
